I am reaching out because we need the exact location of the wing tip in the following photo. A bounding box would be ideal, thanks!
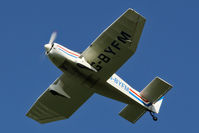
[126,8,146,21]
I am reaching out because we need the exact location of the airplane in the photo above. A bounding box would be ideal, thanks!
[26,8,172,124]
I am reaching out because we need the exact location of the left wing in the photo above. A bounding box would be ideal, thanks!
[26,74,94,123]
[81,9,145,80]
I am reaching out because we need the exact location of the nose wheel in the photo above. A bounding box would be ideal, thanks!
[149,111,158,121]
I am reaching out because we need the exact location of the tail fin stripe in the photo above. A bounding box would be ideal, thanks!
[129,88,149,102]
[129,90,152,106]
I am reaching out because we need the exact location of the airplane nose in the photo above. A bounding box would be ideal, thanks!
[44,44,51,52]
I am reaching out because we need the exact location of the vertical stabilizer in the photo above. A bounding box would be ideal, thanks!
[150,97,164,113]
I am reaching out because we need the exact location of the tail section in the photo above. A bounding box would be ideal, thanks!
[149,97,164,113]
[119,77,172,124]
[140,77,172,103]
[140,77,172,114]
[119,102,147,123]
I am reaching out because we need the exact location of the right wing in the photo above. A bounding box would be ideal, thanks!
[81,9,146,80]
[26,74,94,124]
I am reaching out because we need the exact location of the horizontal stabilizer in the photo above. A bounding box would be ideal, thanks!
[140,77,172,103]
[119,103,147,123]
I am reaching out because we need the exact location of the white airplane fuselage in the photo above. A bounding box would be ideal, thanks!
[45,43,156,112]
[27,10,172,124]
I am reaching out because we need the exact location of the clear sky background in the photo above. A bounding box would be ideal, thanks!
[0,0,198,132]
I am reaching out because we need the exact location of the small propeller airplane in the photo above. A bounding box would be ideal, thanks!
[26,8,172,124]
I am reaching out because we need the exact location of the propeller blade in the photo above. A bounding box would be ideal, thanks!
[49,32,57,44]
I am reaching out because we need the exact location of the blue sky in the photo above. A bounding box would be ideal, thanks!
[0,0,198,132]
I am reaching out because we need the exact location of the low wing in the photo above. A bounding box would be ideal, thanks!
[82,9,146,80]
[26,74,94,123]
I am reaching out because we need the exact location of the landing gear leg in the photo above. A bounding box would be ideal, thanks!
[149,111,158,121]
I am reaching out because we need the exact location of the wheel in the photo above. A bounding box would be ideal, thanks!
[153,117,158,121]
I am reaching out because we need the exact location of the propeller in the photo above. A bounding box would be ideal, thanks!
[49,32,57,44]
[45,32,57,54]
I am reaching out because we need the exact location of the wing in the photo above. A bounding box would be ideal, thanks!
[26,74,94,124]
[81,9,146,80]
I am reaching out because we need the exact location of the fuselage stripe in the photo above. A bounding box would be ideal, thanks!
[57,45,80,57]
[129,88,149,103]
[58,48,78,58]
[129,91,152,106]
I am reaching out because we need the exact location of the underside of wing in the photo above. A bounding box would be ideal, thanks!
[82,9,146,80]
[26,90,69,123]
[26,74,94,124]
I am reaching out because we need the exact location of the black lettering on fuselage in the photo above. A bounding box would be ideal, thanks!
[104,46,116,55]
[98,54,110,63]
[111,40,120,50]
[91,62,102,71]
[91,31,131,72]
[117,31,131,44]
